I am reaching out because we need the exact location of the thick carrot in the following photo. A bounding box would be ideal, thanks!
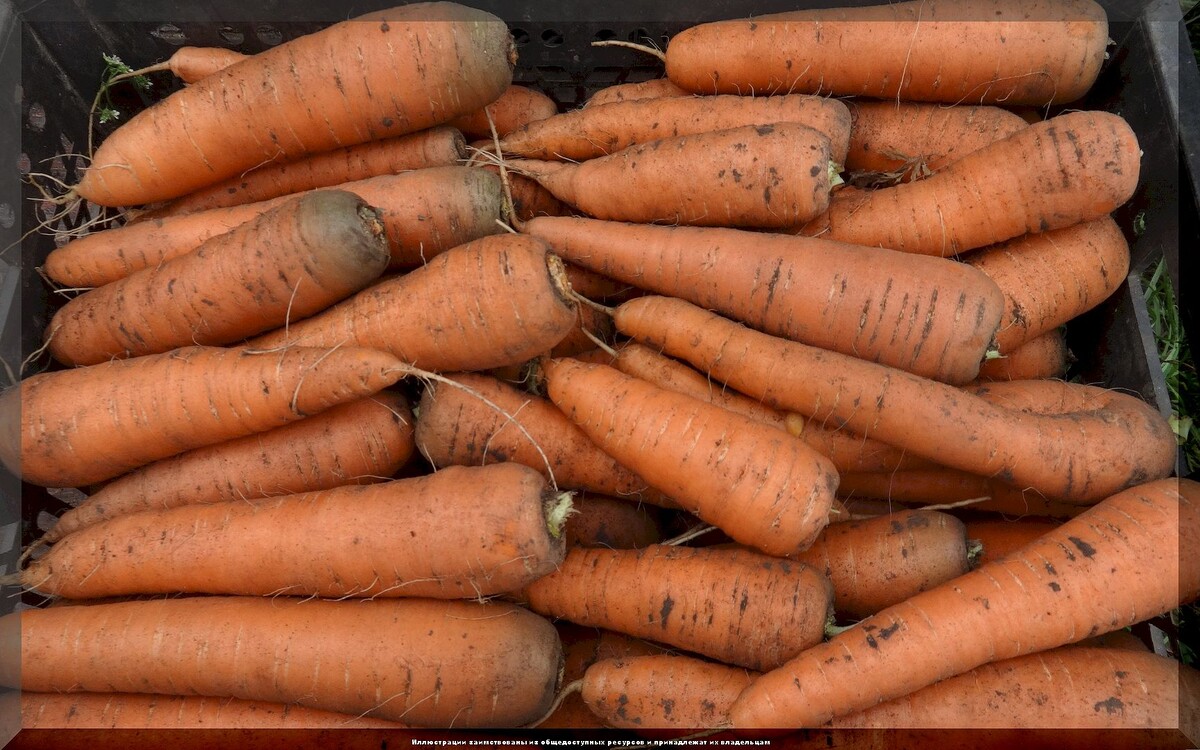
[520,544,834,671]
[845,101,1028,184]
[829,647,1199,730]
[20,692,403,728]
[512,123,834,228]
[542,358,838,557]
[497,94,852,164]
[0,345,402,488]
[584,78,688,108]
[248,234,578,373]
[45,167,505,287]
[565,494,661,549]
[665,0,1109,106]
[797,111,1141,257]
[966,517,1062,565]
[793,510,973,620]
[837,468,1087,519]
[149,127,468,218]
[729,477,1200,729]
[41,392,414,544]
[413,371,672,506]
[965,217,1130,353]
[46,190,390,366]
[615,296,1176,504]
[16,463,567,600]
[0,596,563,728]
[524,216,1006,384]
[450,84,558,140]
[75,3,514,206]
[975,330,1071,382]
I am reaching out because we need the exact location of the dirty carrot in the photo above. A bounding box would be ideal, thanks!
[584,78,688,108]
[450,84,558,140]
[975,329,1071,382]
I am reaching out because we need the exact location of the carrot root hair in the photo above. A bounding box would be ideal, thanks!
[590,39,667,62]
[524,678,584,728]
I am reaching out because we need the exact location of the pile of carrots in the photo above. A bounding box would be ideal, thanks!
[4,0,1198,745]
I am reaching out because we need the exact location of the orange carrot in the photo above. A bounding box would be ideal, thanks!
[476,160,570,222]
[965,517,1062,565]
[40,392,414,544]
[497,94,852,164]
[729,477,1199,729]
[413,371,672,506]
[584,78,688,108]
[524,216,1006,384]
[665,0,1109,106]
[966,217,1130,353]
[74,3,515,206]
[0,345,402,488]
[542,358,838,557]
[845,101,1028,184]
[837,468,1087,519]
[248,234,578,373]
[149,127,468,218]
[615,296,1176,504]
[46,190,390,367]
[975,330,1071,382]
[157,46,248,83]
[512,123,835,228]
[798,111,1141,257]
[565,494,661,549]
[792,510,973,619]
[450,84,558,140]
[15,463,567,600]
[0,596,563,728]
[521,544,834,671]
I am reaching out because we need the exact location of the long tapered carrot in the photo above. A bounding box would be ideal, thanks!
[542,358,838,557]
[520,544,834,671]
[0,345,403,488]
[248,234,578,373]
[46,190,390,367]
[584,78,688,108]
[147,127,468,218]
[414,371,672,506]
[497,94,852,163]
[40,392,414,544]
[74,3,514,206]
[15,463,567,600]
[0,596,563,728]
[837,469,1088,519]
[615,296,1176,504]
[450,84,558,140]
[975,330,1071,382]
[729,477,1200,729]
[525,216,1006,384]
[797,111,1141,257]
[44,167,505,288]
[665,0,1109,106]
[151,46,250,84]
[512,123,834,228]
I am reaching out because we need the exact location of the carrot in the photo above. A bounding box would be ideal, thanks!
[45,167,505,287]
[511,123,835,228]
[562,263,642,303]
[0,596,563,728]
[73,3,515,206]
[524,216,1006,385]
[542,358,838,557]
[837,468,1087,519]
[829,647,1199,730]
[584,78,688,108]
[46,190,390,367]
[797,111,1141,257]
[14,463,568,600]
[975,330,1071,382]
[449,84,558,140]
[247,234,578,373]
[0,345,402,488]
[497,94,852,164]
[664,0,1109,106]
[476,161,570,222]
[146,127,468,218]
[612,342,922,474]
[40,392,414,544]
[965,217,1130,353]
[728,476,1200,729]
[20,692,404,728]
[845,101,1028,185]
[413,371,672,506]
[550,303,616,358]
[1076,629,1153,652]
[792,510,973,620]
[565,495,662,550]
[614,296,1176,504]
[520,544,834,671]
[103,46,249,89]
[965,517,1062,565]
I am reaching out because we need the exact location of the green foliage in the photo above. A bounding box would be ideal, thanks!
[1142,257,1200,472]
[96,53,152,124]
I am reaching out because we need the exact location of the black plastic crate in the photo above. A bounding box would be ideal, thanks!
[0,0,1197,745]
